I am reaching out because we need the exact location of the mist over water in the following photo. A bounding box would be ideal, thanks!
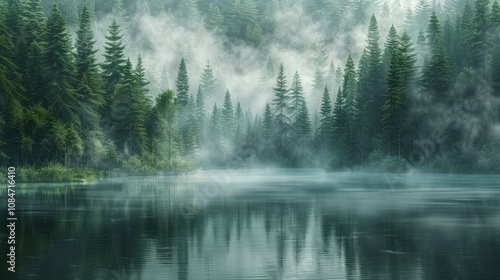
[3,169,500,279]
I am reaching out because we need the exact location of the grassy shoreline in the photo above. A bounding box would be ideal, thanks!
[0,163,196,183]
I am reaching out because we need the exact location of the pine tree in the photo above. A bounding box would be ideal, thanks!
[209,103,221,144]
[185,94,199,153]
[383,25,399,69]
[461,1,478,68]
[382,47,404,156]
[196,86,206,128]
[200,59,217,106]
[112,59,148,156]
[234,101,244,143]
[44,4,81,126]
[492,1,500,28]
[332,87,348,165]
[326,60,336,92]
[342,55,358,164]
[19,0,45,72]
[272,63,292,155]
[403,8,415,29]
[111,0,126,22]
[422,36,452,100]
[134,54,150,107]
[364,15,384,141]
[0,20,25,163]
[207,3,224,33]
[426,12,442,49]
[75,5,104,166]
[221,89,234,139]
[176,57,190,108]
[474,0,491,67]
[263,102,273,138]
[101,18,126,99]
[415,0,431,24]
[318,86,332,145]
[296,100,312,139]
[311,68,325,101]
[290,71,305,130]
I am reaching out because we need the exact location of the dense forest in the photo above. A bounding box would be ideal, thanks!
[0,0,499,174]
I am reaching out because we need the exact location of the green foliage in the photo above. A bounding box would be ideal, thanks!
[176,57,189,108]
[17,164,101,182]
[112,59,148,156]
[101,19,126,97]
[317,86,332,145]
[44,4,81,126]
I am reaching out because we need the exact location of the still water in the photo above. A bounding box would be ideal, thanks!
[2,169,500,280]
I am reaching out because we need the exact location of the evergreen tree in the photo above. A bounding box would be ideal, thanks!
[364,15,384,142]
[383,25,399,69]
[422,36,452,101]
[196,86,206,128]
[296,100,312,139]
[134,54,150,107]
[44,4,81,125]
[262,102,273,138]
[474,0,491,67]
[112,59,148,156]
[382,47,405,156]
[221,89,234,139]
[332,87,348,165]
[311,68,325,101]
[200,59,217,106]
[318,86,332,145]
[207,3,224,33]
[290,71,305,130]
[461,1,478,68]
[326,60,336,91]
[111,0,126,22]
[272,63,292,155]
[176,57,190,108]
[426,12,442,49]
[342,55,358,164]
[0,20,25,164]
[492,1,500,28]
[101,18,126,99]
[185,94,199,153]
[209,103,221,144]
[234,101,244,143]
[415,0,431,24]
[19,0,45,71]
[75,5,104,166]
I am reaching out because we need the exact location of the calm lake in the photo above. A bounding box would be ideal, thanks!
[2,169,500,279]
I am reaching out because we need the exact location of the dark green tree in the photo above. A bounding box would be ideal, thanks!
[44,4,81,125]
[262,102,273,139]
[272,63,292,155]
[332,87,348,166]
[75,5,105,166]
[200,59,217,106]
[290,71,305,130]
[101,18,126,108]
[176,57,190,108]
[221,89,234,139]
[422,36,452,101]
[112,59,148,156]
[296,100,312,139]
[317,86,332,146]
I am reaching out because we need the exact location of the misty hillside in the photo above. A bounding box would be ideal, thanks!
[0,0,499,175]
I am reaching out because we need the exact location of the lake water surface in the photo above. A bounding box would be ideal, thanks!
[2,169,500,279]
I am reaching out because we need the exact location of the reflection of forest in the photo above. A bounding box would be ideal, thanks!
[4,179,500,280]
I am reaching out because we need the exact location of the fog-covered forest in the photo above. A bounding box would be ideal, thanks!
[0,0,499,174]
